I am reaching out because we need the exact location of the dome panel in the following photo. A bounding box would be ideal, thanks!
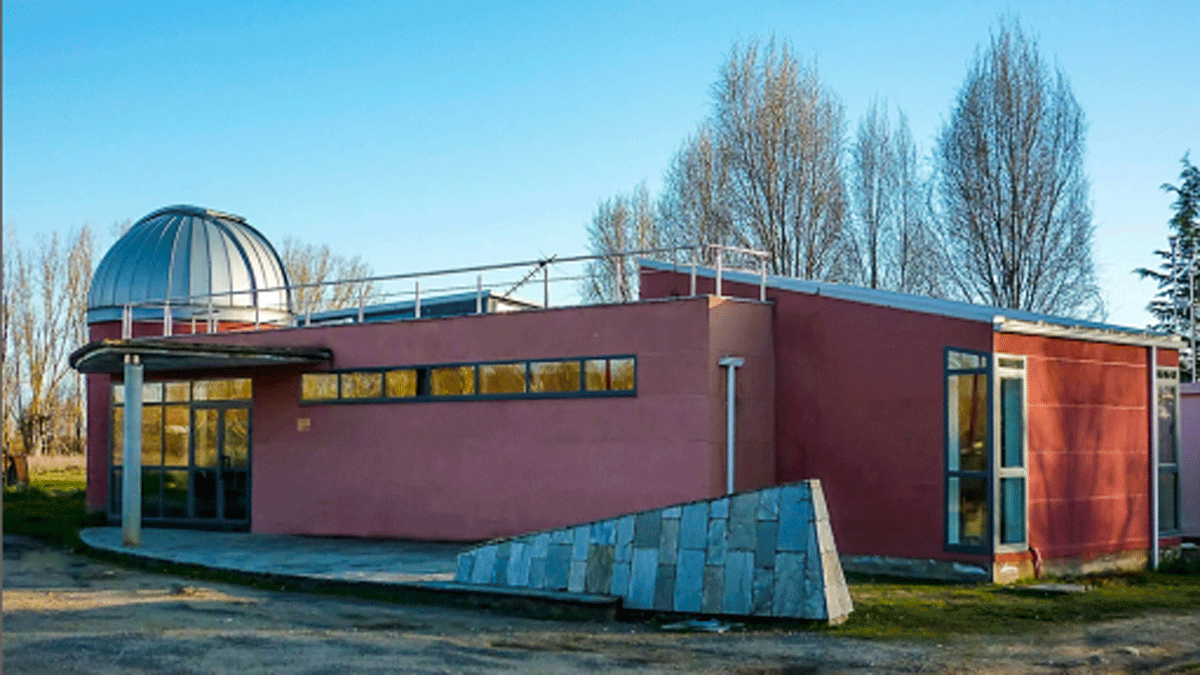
[87,205,293,325]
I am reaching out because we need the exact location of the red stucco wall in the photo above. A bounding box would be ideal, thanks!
[86,297,774,541]
[641,267,994,563]
[995,333,1155,560]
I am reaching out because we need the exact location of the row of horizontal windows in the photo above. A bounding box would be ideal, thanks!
[112,378,252,405]
[301,356,636,402]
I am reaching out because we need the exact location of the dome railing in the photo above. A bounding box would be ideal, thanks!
[116,244,772,339]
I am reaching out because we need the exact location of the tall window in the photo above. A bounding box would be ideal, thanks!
[1157,367,1180,534]
[111,378,251,522]
[995,356,1027,547]
[946,349,989,550]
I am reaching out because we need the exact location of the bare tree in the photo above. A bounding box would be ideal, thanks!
[3,226,94,456]
[934,19,1102,317]
[851,98,897,289]
[584,184,659,302]
[659,124,739,264]
[281,238,375,317]
[713,38,852,280]
[890,112,944,295]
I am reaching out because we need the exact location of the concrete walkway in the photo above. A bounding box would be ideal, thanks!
[80,527,462,584]
[79,527,621,619]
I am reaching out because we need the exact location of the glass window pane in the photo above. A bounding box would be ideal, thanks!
[948,476,987,547]
[480,363,527,394]
[301,373,338,400]
[165,382,190,402]
[111,468,122,514]
[228,378,252,400]
[193,379,228,401]
[385,369,417,398]
[194,409,219,468]
[224,409,249,469]
[431,366,475,396]
[531,361,581,393]
[1001,378,1024,468]
[142,470,162,518]
[341,371,382,399]
[142,405,163,466]
[163,470,188,518]
[163,404,189,466]
[1158,383,1178,463]
[142,382,163,403]
[112,383,125,405]
[609,358,635,391]
[193,470,217,518]
[584,359,609,391]
[947,351,984,370]
[223,471,248,520]
[1159,469,1179,533]
[948,373,988,472]
[112,406,124,465]
[1000,477,1026,544]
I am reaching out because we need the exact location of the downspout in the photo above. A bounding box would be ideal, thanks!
[122,354,143,547]
[1150,346,1159,570]
[719,356,744,495]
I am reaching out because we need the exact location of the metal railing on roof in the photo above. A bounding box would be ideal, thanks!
[117,243,771,339]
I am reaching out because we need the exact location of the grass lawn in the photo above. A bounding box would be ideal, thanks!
[834,571,1200,639]
[4,455,93,550]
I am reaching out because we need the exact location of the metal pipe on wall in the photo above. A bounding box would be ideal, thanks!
[1150,345,1159,569]
[719,356,744,495]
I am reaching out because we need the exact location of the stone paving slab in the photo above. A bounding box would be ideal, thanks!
[80,527,462,584]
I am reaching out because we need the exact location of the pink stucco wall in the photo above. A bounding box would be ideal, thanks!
[86,297,774,541]
[1183,383,1200,538]
[707,297,776,492]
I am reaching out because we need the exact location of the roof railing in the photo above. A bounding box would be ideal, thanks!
[115,243,772,339]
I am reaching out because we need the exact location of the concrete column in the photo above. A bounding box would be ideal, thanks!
[122,354,143,547]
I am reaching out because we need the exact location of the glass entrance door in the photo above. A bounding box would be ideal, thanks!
[192,404,250,525]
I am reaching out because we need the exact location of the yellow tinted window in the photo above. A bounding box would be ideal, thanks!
[480,363,526,394]
[340,372,382,399]
[301,373,338,400]
[530,361,580,393]
[584,359,609,391]
[431,366,475,396]
[164,381,190,402]
[385,369,417,398]
[609,358,635,391]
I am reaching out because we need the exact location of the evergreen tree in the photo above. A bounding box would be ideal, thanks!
[1136,155,1200,380]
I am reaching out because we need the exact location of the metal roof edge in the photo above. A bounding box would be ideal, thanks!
[638,258,1178,349]
[993,317,1185,349]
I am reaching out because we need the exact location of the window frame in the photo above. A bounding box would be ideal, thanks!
[1156,366,1181,535]
[298,354,638,405]
[993,354,1028,551]
[109,377,252,523]
[944,347,993,555]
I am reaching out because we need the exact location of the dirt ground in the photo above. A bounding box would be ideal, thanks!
[4,535,1200,674]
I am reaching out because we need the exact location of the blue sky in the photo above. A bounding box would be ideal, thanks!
[4,1,1197,327]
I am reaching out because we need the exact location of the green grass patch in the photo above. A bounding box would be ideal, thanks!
[831,573,1200,639]
[28,467,87,494]
[2,486,100,551]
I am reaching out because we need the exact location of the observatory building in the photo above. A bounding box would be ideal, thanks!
[72,204,1192,581]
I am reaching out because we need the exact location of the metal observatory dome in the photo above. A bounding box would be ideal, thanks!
[87,205,293,326]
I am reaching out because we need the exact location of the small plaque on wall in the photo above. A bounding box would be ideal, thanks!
[297,417,311,432]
